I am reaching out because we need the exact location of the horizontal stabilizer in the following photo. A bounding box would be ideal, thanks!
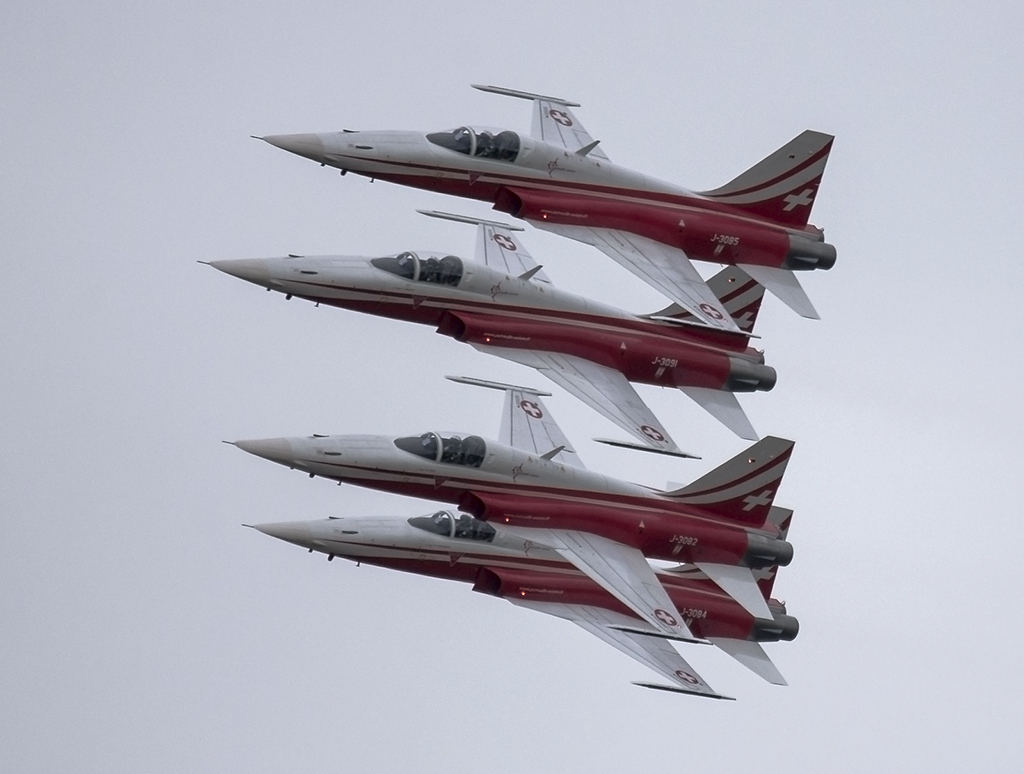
[678,387,759,440]
[737,264,820,320]
[633,682,735,701]
[708,638,787,686]
[694,563,773,619]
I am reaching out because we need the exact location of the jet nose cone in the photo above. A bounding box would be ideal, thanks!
[208,258,271,286]
[260,133,325,162]
[232,437,295,465]
[253,521,313,548]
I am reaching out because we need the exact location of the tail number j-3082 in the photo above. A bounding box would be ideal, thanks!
[670,534,698,555]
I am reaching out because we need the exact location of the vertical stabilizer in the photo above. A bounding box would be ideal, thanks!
[664,437,794,526]
[699,130,833,228]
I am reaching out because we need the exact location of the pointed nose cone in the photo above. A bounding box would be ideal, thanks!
[253,520,313,548]
[208,258,271,287]
[232,438,296,466]
[260,133,325,162]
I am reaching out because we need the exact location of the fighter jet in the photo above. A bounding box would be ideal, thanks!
[230,377,796,645]
[251,504,797,699]
[208,211,775,444]
[257,84,835,328]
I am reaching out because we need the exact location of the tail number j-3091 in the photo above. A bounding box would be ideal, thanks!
[652,356,678,368]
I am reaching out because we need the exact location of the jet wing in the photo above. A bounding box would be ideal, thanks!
[510,599,732,700]
[417,210,552,283]
[446,376,584,469]
[472,84,611,162]
[532,224,742,333]
[500,525,699,643]
[471,345,688,454]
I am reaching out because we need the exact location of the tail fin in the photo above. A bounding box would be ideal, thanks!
[665,437,794,526]
[699,130,833,228]
[649,266,766,333]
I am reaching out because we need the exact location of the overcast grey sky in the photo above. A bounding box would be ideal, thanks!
[3,1,1022,771]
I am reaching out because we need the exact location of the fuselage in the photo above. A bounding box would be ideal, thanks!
[266,127,835,272]
[234,432,793,571]
[257,513,798,643]
[213,253,775,394]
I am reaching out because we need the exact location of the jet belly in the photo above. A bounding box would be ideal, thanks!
[440,309,744,392]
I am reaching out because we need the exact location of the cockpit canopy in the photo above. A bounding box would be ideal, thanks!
[394,432,487,468]
[426,126,521,162]
[371,252,463,286]
[408,510,496,542]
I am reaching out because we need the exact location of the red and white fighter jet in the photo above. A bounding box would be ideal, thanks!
[258,85,835,329]
[251,504,797,700]
[209,211,775,445]
[231,378,796,646]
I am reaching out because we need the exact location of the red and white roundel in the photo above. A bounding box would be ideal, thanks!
[640,425,665,442]
[548,109,573,127]
[654,608,679,627]
[698,303,725,320]
[492,233,517,251]
[674,669,699,685]
[519,400,544,419]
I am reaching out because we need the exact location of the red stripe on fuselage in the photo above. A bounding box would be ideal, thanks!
[330,152,816,234]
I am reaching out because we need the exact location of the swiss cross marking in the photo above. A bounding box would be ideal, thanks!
[492,233,517,251]
[640,425,665,442]
[674,669,700,685]
[654,608,679,628]
[742,489,774,511]
[520,400,544,419]
[699,302,725,320]
[549,109,573,127]
[783,188,815,211]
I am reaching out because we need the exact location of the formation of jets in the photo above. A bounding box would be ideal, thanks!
[213,85,835,699]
